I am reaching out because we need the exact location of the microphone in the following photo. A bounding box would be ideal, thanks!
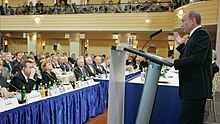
[149,29,162,38]
[142,29,162,51]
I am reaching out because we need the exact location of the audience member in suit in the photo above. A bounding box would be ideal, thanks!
[3,52,13,74]
[94,56,105,74]
[51,55,60,68]
[68,53,77,65]
[0,75,8,89]
[212,49,219,79]
[10,60,37,93]
[12,55,33,75]
[73,58,90,81]
[140,57,149,69]
[126,55,136,66]
[133,57,143,71]
[41,61,58,86]
[64,56,73,71]
[0,57,10,80]
[12,52,23,66]
[85,56,103,77]
[167,10,212,123]
[101,58,110,73]
[59,56,70,72]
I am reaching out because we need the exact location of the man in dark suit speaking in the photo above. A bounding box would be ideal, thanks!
[167,10,212,124]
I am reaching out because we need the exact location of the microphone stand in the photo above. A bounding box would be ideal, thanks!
[141,37,152,51]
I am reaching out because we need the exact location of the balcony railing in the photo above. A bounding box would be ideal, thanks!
[0,0,207,16]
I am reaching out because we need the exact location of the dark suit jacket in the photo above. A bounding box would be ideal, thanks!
[0,75,8,88]
[12,62,20,75]
[60,63,70,72]
[212,62,219,79]
[10,71,36,93]
[41,71,58,86]
[174,27,212,100]
[3,60,13,73]
[73,66,89,81]
[85,64,103,77]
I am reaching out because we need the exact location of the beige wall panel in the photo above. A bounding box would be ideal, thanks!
[0,13,173,31]
[87,46,111,56]
[6,0,28,7]
[36,38,70,55]
[174,0,218,29]
[7,38,27,53]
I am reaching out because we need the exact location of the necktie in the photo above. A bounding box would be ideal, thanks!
[82,68,86,77]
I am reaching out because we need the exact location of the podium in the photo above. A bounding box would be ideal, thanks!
[108,46,173,124]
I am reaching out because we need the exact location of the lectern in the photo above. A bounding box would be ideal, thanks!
[108,46,173,124]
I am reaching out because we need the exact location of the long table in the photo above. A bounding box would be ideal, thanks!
[125,72,181,124]
[0,83,104,124]
[94,71,141,107]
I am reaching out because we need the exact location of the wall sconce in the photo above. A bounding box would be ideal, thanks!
[85,39,89,48]
[5,0,8,6]
[133,40,138,48]
[144,18,151,26]
[128,33,136,47]
[112,33,119,40]
[42,41,45,50]
[168,41,174,50]
[34,16,41,26]
[23,33,27,38]
[80,33,85,39]
[4,39,8,46]
[177,9,184,19]
[65,33,70,39]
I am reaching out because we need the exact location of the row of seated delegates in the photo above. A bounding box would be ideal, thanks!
[126,55,148,71]
[73,56,109,81]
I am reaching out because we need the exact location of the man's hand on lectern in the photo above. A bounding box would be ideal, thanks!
[164,57,174,64]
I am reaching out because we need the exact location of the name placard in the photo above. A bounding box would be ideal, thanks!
[87,79,94,84]
[63,85,73,92]
[50,88,61,96]
[26,91,42,103]
[0,98,19,112]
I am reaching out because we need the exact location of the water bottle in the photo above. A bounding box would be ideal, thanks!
[41,85,46,97]
[33,82,37,90]
[21,85,26,101]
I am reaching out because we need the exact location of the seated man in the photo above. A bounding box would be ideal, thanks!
[94,56,105,74]
[85,56,103,77]
[10,60,36,93]
[73,58,89,81]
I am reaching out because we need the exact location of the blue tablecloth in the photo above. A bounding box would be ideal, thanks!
[0,83,104,124]
[94,71,141,107]
[124,83,181,124]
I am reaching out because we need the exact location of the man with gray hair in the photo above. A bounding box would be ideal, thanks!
[3,52,13,74]
[85,56,103,77]
[73,58,89,81]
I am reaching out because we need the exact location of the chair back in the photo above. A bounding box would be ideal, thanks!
[212,72,220,97]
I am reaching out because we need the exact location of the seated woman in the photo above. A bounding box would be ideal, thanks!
[41,61,58,86]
